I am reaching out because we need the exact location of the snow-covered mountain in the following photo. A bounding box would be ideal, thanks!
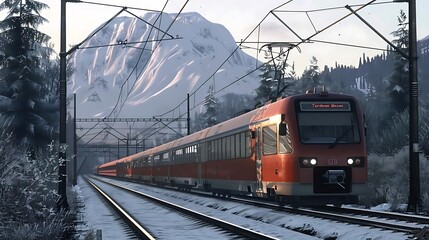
[69,12,259,118]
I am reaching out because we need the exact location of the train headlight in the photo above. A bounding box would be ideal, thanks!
[302,159,309,166]
[347,157,365,167]
[299,157,317,167]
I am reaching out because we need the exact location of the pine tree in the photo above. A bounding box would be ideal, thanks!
[387,10,409,113]
[280,61,297,97]
[0,0,58,149]
[192,111,205,133]
[300,56,320,92]
[203,85,219,127]
[254,63,275,107]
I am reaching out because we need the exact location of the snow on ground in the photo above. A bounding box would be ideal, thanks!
[76,175,412,240]
[74,177,131,239]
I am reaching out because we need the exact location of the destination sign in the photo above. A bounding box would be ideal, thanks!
[300,101,351,112]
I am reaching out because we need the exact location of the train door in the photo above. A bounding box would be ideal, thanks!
[255,126,264,195]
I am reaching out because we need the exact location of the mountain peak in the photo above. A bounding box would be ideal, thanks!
[69,12,259,118]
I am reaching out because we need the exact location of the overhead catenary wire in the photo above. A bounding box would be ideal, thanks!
[79,0,163,13]
[272,1,395,13]
[81,1,195,147]
[66,7,127,56]
[111,0,190,118]
[79,0,398,150]
[146,0,392,147]
[153,10,274,119]
[76,0,174,143]
[99,0,191,145]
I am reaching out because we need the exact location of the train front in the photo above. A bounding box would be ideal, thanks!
[279,92,368,206]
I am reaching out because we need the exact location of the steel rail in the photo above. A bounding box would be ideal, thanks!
[314,205,429,225]
[91,176,280,240]
[84,177,156,240]
[223,197,424,235]
[94,175,427,237]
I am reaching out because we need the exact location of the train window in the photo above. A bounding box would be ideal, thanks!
[154,155,160,166]
[279,123,293,154]
[217,139,221,160]
[200,143,205,162]
[231,136,235,158]
[162,152,169,165]
[245,131,251,158]
[220,138,225,160]
[213,140,218,160]
[240,132,246,158]
[231,135,236,159]
[211,141,215,161]
[235,134,239,158]
[213,140,217,161]
[209,142,213,161]
[263,125,277,155]
[208,142,212,162]
[225,137,231,159]
[213,141,216,161]
[192,145,196,162]
[297,111,360,144]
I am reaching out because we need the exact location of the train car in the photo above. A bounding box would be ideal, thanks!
[97,159,119,177]
[97,91,367,206]
[248,91,367,206]
[129,152,152,182]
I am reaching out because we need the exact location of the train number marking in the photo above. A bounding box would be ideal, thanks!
[328,159,338,165]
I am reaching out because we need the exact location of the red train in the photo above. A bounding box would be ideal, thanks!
[97,91,368,206]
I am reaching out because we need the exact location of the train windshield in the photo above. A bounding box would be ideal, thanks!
[296,101,360,145]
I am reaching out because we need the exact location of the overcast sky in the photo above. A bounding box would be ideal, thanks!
[29,0,429,74]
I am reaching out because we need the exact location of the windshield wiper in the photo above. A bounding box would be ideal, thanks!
[329,123,354,149]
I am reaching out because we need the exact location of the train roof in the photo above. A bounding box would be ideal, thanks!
[98,159,120,168]
[288,91,358,101]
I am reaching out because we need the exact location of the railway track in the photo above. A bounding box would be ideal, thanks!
[87,176,291,240]
[224,195,429,238]
[170,181,429,237]
[315,205,429,225]
[84,177,155,240]
[94,175,428,239]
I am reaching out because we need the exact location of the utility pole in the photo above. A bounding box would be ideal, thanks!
[73,94,77,186]
[58,0,68,210]
[407,0,420,213]
[59,0,81,209]
[187,93,190,135]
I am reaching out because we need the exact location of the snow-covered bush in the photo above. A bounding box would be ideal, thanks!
[362,105,429,211]
[420,158,429,210]
[367,106,429,157]
[0,135,76,239]
[370,111,408,155]
[362,147,429,211]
